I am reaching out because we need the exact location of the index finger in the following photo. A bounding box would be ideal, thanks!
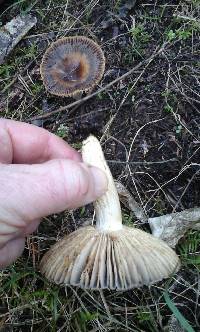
[0,119,81,164]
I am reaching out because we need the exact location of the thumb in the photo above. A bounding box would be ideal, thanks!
[0,159,107,223]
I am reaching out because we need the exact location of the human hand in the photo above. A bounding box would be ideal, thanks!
[0,119,107,268]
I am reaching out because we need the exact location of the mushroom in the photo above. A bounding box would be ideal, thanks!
[40,136,180,290]
[40,36,105,97]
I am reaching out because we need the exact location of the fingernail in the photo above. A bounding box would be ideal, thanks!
[90,166,108,197]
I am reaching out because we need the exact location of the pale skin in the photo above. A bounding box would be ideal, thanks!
[0,119,107,268]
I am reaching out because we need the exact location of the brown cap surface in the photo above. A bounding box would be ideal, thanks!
[40,36,105,96]
[40,226,180,290]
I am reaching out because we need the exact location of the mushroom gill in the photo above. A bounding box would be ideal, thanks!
[40,36,105,97]
[40,136,180,290]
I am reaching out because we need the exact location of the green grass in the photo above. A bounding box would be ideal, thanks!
[122,211,134,226]
[178,230,200,267]
[164,291,195,332]
[56,124,69,139]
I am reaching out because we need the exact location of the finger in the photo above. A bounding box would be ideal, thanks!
[24,219,41,235]
[0,237,25,269]
[0,160,107,224]
[0,219,40,248]
[0,118,81,164]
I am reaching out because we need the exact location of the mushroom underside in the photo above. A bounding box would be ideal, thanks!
[40,225,180,290]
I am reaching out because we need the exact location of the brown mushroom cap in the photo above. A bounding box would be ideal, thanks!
[40,225,180,290]
[40,36,105,97]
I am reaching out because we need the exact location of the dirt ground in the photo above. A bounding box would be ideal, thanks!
[0,0,200,331]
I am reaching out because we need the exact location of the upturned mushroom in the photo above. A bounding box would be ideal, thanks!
[40,36,105,97]
[40,136,180,290]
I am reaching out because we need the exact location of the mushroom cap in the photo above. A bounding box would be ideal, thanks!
[40,226,180,290]
[40,36,105,97]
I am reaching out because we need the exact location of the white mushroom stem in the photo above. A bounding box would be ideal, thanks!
[82,136,123,232]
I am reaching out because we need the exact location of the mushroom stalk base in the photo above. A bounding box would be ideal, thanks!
[82,136,123,232]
